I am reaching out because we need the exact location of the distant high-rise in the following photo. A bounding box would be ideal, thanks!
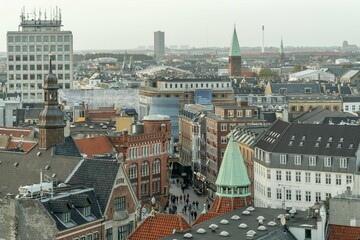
[228,27,241,77]
[279,37,285,66]
[7,8,73,103]
[154,31,165,58]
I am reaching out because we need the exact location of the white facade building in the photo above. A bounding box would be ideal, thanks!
[253,120,360,210]
[7,8,73,103]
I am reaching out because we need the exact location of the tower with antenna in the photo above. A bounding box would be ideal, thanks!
[7,7,73,104]
[262,25,265,53]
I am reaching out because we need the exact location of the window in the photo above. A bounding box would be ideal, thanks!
[286,189,292,200]
[346,175,352,184]
[60,212,71,223]
[237,110,243,117]
[316,192,321,202]
[305,191,311,202]
[305,172,311,183]
[114,196,126,211]
[286,171,291,182]
[87,234,93,240]
[118,222,134,240]
[336,174,341,185]
[221,136,227,144]
[141,183,149,196]
[296,190,301,201]
[152,180,160,194]
[267,187,271,198]
[106,228,113,240]
[295,172,301,182]
[153,159,160,174]
[220,124,227,131]
[276,170,282,181]
[267,169,271,179]
[315,173,321,184]
[280,155,287,164]
[129,164,137,179]
[326,174,331,184]
[276,188,282,199]
[141,161,149,176]
[340,158,347,168]
[324,157,332,167]
[305,229,312,239]
[93,232,99,240]
[82,206,91,217]
[309,156,316,166]
[294,155,302,165]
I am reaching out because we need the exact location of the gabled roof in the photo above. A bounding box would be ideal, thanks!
[255,119,290,152]
[53,136,82,157]
[215,134,250,190]
[229,28,241,57]
[0,146,82,199]
[66,159,119,213]
[74,135,114,158]
[269,82,321,95]
[0,127,33,137]
[292,107,355,124]
[341,70,360,79]
[41,189,102,231]
[128,213,190,240]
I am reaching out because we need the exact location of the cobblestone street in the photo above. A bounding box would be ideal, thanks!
[168,178,213,224]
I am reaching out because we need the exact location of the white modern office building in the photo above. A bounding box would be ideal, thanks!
[7,8,73,103]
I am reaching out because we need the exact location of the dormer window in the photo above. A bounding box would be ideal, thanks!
[349,144,354,149]
[328,137,333,142]
[301,136,306,141]
[81,205,91,217]
[340,138,344,143]
[314,142,320,147]
[60,211,71,223]
[291,135,295,140]
[317,137,322,142]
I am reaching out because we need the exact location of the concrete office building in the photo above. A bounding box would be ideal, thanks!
[7,8,73,103]
[154,31,165,58]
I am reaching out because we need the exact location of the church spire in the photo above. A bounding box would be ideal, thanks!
[279,37,284,55]
[215,134,250,197]
[229,27,241,57]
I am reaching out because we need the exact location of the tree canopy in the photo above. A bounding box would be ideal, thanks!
[258,68,279,80]
[292,65,307,73]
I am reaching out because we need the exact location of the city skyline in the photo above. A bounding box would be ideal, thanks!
[0,0,360,52]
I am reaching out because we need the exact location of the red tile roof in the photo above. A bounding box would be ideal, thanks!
[241,71,256,78]
[0,127,32,137]
[329,224,360,240]
[129,213,190,240]
[74,136,113,158]
[6,140,37,153]
[192,196,252,226]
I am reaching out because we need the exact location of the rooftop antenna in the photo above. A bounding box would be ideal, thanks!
[33,8,37,21]
[262,25,265,53]
[44,10,47,20]
[38,8,42,21]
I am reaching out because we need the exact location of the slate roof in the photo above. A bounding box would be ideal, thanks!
[53,136,82,157]
[292,107,355,124]
[128,213,190,240]
[41,189,102,231]
[0,146,82,198]
[66,159,119,213]
[74,135,114,158]
[162,206,309,240]
[270,82,321,95]
[342,95,360,102]
[325,67,349,78]
[329,224,360,240]
[255,119,290,152]
[255,120,360,157]
[340,86,352,95]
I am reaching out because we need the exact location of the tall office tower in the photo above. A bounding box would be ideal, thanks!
[228,27,241,77]
[7,8,73,103]
[154,31,165,58]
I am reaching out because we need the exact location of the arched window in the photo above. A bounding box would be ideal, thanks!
[153,159,161,174]
[129,163,137,179]
[141,161,149,177]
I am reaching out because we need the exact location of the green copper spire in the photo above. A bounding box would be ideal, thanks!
[215,134,250,198]
[229,27,241,57]
[279,37,284,55]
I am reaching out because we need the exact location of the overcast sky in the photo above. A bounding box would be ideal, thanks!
[0,0,359,51]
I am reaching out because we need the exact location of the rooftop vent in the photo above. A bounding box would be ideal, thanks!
[184,233,193,238]
[196,228,206,234]
[258,226,266,231]
[247,207,255,211]
[220,231,229,237]
[337,144,342,149]
[340,138,344,143]
[14,162,19,167]
[349,144,354,149]
[299,142,304,147]
[315,142,320,147]
[326,143,331,148]
[267,221,277,226]
[239,223,248,228]
[288,141,293,146]
[231,215,240,220]
[37,152,41,156]
[328,137,333,142]
[51,173,57,178]
[45,165,50,170]
[220,219,229,225]
[242,210,251,215]
[317,137,322,142]
[291,135,295,140]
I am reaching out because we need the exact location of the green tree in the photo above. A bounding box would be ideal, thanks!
[258,68,278,80]
[292,65,307,73]
[341,63,353,69]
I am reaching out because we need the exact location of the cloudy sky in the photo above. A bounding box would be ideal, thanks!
[0,0,359,51]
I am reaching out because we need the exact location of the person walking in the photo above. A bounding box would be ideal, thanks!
[194,211,198,220]
[195,200,199,209]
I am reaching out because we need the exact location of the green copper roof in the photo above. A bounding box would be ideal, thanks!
[229,27,241,57]
[279,37,284,55]
[215,134,250,188]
